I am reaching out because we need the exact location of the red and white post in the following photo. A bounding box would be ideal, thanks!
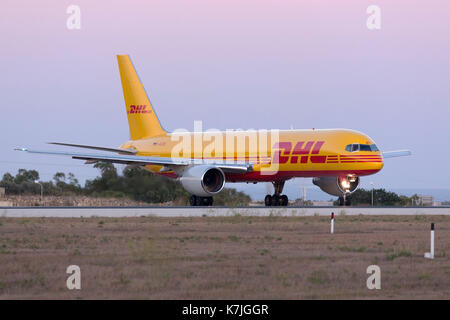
[330,212,335,234]
[424,223,435,259]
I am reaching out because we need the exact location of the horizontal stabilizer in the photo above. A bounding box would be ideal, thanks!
[48,142,137,155]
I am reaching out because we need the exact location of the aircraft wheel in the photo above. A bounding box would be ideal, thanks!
[280,195,288,206]
[271,195,280,206]
[345,197,351,206]
[195,196,204,206]
[189,195,197,206]
[265,195,272,206]
[191,196,213,206]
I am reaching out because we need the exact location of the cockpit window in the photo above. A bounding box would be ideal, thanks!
[345,144,379,152]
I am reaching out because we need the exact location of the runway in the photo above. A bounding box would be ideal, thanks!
[1,206,449,217]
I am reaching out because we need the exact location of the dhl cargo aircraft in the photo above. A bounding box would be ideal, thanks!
[16,55,411,206]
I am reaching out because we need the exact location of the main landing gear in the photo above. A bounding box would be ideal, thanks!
[264,181,289,206]
[189,195,213,206]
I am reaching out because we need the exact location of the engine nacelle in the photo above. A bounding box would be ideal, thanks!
[179,165,226,197]
[312,176,360,197]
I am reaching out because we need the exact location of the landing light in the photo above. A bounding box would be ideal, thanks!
[341,179,350,190]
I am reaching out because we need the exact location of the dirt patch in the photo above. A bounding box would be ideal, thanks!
[0,215,449,299]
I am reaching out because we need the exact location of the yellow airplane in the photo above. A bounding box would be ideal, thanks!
[16,55,411,206]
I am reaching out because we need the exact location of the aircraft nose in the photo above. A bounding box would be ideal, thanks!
[376,154,384,171]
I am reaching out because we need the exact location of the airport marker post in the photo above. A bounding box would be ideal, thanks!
[424,223,435,259]
[330,212,334,234]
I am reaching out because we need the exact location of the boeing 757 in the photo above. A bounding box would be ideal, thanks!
[16,55,411,206]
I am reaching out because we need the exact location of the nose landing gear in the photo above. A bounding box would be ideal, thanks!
[264,181,289,206]
[338,194,352,206]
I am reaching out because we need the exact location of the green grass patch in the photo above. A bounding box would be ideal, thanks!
[386,250,412,261]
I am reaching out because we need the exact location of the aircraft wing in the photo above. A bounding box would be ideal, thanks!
[47,142,137,155]
[14,148,253,174]
[382,150,412,158]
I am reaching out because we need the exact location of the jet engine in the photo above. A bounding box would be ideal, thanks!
[312,176,360,197]
[179,165,226,197]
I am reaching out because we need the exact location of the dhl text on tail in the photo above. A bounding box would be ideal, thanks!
[16,55,411,207]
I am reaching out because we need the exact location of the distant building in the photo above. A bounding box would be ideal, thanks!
[433,201,442,207]
[0,187,5,198]
[417,195,433,206]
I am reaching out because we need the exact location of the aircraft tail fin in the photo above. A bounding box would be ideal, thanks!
[117,55,167,140]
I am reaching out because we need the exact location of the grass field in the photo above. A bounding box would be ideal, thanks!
[0,214,449,299]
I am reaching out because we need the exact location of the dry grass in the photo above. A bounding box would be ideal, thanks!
[0,215,449,299]
[2,195,151,207]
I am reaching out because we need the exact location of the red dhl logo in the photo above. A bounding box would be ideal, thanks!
[272,141,326,164]
[128,105,152,114]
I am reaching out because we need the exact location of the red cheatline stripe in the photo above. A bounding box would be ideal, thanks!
[341,159,382,161]
[341,157,381,159]
[341,158,381,160]
[341,159,383,161]
[341,154,381,156]
[341,160,383,163]
[341,158,382,160]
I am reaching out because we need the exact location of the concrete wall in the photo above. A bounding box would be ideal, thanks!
[1,206,449,217]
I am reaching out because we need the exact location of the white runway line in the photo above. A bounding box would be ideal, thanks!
[1,207,450,218]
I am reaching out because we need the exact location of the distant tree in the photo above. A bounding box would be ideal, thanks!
[121,166,189,204]
[85,162,122,194]
[0,169,40,194]
[53,172,66,183]
[14,169,39,184]
[94,162,118,179]
[0,173,15,194]
[67,173,79,187]
[398,195,411,207]
[1,165,252,205]
[1,173,14,184]
[338,188,406,206]
[373,189,401,206]
[213,188,251,206]
[411,194,420,206]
